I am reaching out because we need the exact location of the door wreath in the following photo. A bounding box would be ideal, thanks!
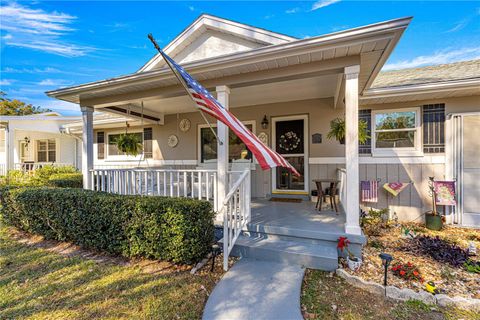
[279,131,300,152]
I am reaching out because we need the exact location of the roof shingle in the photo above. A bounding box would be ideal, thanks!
[372,59,480,89]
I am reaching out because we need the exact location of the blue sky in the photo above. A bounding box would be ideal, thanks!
[1,1,479,115]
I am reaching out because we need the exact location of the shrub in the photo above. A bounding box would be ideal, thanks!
[1,165,79,187]
[0,187,215,264]
[406,235,470,268]
[361,208,390,236]
[48,173,83,188]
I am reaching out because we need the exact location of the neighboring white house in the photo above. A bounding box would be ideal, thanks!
[42,14,480,269]
[0,112,82,174]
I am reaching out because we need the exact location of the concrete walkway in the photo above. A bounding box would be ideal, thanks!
[203,258,305,320]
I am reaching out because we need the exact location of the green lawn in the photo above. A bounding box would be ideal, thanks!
[0,227,223,320]
[301,269,479,320]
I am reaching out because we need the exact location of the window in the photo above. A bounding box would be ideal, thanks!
[97,132,105,159]
[358,109,372,154]
[107,132,143,157]
[143,128,153,159]
[372,108,422,156]
[37,139,56,162]
[423,104,445,153]
[199,122,254,163]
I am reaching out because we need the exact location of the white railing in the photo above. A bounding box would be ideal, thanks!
[0,163,6,176]
[338,168,347,211]
[222,169,251,271]
[90,168,219,211]
[14,162,74,172]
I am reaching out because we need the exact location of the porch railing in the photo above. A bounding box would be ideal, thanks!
[222,169,251,271]
[338,168,347,212]
[0,164,6,176]
[90,168,219,211]
[14,162,74,172]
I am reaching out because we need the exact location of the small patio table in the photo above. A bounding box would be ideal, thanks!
[313,178,340,213]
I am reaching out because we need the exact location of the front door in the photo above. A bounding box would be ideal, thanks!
[454,114,480,227]
[272,115,308,194]
[19,141,31,163]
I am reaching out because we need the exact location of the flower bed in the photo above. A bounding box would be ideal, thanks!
[344,223,480,299]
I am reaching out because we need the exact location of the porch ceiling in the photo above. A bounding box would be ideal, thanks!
[110,73,340,115]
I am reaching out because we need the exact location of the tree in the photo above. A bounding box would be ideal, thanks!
[0,92,52,116]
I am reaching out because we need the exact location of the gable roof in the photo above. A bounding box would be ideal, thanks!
[139,14,297,72]
[372,59,480,89]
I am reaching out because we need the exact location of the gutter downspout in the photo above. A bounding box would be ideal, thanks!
[60,127,82,170]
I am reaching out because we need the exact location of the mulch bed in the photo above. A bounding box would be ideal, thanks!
[344,223,480,299]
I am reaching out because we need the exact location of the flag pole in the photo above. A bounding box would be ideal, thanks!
[147,34,223,145]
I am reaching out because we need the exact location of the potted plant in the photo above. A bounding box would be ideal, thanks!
[425,177,443,231]
[338,236,362,271]
[327,117,370,144]
[115,133,143,157]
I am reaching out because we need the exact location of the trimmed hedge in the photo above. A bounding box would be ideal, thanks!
[48,173,83,188]
[0,187,215,264]
[1,166,80,187]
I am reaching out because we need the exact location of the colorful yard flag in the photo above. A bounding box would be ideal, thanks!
[148,34,299,176]
[383,182,409,197]
[433,181,456,206]
[361,180,378,203]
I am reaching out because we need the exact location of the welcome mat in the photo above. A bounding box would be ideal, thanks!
[269,197,302,203]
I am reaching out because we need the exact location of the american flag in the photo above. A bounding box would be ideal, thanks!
[159,49,300,176]
[361,180,378,203]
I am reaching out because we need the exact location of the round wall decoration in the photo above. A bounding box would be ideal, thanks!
[168,134,179,148]
[258,132,268,145]
[279,131,300,152]
[179,118,191,132]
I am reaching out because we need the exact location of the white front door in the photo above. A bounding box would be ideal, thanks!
[453,113,480,227]
[271,115,308,194]
[19,141,32,162]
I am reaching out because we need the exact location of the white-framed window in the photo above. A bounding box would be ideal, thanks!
[372,107,422,156]
[36,139,56,162]
[106,131,143,159]
[197,121,256,163]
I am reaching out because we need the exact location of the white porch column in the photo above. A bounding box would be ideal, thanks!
[81,106,94,189]
[344,65,361,235]
[4,123,14,171]
[216,85,230,212]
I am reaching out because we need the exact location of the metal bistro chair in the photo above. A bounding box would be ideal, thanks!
[314,179,339,213]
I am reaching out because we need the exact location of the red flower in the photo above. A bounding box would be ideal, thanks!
[337,237,350,251]
[399,270,406,276]
[392,266,398,271]
[407,262,412,267]
[413,270,419,276]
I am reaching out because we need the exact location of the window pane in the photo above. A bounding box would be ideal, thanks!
[200,124,253,162]
[108,133,143,156]
[48,151,56,162]
[38,151,47,162]
[37,141,47,151]
[375,131,415,148]
[375,111,416,130]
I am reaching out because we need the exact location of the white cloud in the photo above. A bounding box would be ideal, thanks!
[2,66,87,76]
[446,19,469,33]
[188,6,195,11]
[0,2,94,57]
[311,0,341,11]
[286,7,300,14]
[35,99,80,113]
[0,79,14,86]
[38,79,72,86]
[384,47,480,71]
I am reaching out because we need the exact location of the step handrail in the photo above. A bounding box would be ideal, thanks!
[222,169,251,271]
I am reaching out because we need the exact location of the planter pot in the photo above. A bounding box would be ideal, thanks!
[425,213,443,231]
[347,256,362,271]
[339,137,345,145]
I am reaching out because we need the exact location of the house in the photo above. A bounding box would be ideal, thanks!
[0,112,82,174]
[46,14,480,270]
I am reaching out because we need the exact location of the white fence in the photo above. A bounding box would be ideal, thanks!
[338,168,347,212]
[0,164,6,176]
[222,170,251,271]
[14,162,73,172]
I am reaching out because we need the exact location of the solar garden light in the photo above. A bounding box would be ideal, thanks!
[211,244,221,272]
[379,253,393,286]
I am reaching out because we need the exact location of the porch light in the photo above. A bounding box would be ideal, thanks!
[261,115,269,129]
[24,137,30,146]
[379,253,393,286]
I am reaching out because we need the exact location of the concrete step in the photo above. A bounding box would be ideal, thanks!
[226,234,339,271]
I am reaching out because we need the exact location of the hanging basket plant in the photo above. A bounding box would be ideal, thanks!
[327,117,370,145]
[115,133,143,157]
